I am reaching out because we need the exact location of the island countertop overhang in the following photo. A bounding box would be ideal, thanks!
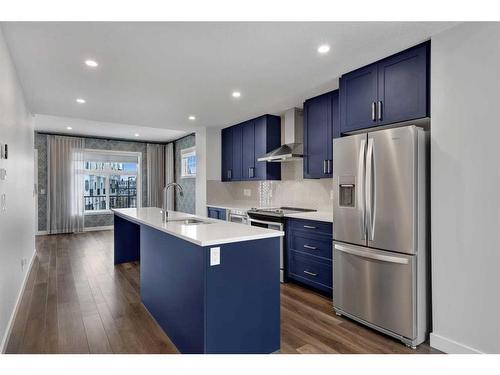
[112,207,284,247]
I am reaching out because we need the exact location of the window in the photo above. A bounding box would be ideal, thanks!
[82,150,141,214]
[181,147,196,178]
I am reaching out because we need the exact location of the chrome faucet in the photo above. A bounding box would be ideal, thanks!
[161,182,184,222]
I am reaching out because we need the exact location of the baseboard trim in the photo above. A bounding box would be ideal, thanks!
[430,332,484,354]
[0,249,36,354]
[36,226,113,235]
[84,225,113,232]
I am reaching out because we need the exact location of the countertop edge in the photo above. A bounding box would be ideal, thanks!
[112,209,284,246]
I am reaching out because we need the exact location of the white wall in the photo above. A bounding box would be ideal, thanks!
[206,127,221,181]
[431,22,500,354]
[195,128,207,216]
[0,26,35,352]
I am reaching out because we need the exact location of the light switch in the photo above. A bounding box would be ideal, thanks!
[0,169,6,180]
[210,247,220,266]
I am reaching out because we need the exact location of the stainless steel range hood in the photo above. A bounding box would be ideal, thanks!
[258,107,303,162]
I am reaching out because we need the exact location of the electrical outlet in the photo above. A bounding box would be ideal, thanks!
[210,247,220,266]
[1,193,6,212]
[21,257,27,271]
[243,189,251,197]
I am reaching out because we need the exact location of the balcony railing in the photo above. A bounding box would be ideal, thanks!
[84,193,137,211]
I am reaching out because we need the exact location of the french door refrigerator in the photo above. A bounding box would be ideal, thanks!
[332,125,429,348]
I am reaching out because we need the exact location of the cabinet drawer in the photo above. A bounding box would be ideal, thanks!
[290,232,332,260]
[288,218,332,237]
[288,251,332,292]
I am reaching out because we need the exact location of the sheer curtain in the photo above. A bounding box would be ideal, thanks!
[47,135,85,234]
[165,142,175,209]
[146,144,165,208]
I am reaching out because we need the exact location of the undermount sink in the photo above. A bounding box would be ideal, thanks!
[167,218,210,225]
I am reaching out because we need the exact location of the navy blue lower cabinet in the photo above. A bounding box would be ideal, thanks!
[286,218,333,295]
[207,206,226,220]
[139,225,280,354]
[114,214,140,264]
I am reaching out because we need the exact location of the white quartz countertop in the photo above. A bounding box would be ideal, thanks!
[112,207,284,247]
[283,211,333,223]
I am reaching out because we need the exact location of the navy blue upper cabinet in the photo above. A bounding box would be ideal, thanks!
[253,115,281,181]
[377,42,429,125]
[221,115,281,182]
[231,123,243,181]
[340,41,430,133]
[221,127,233,181]
[339,64,378,133]
[303,90,339,179]
[242,120,256,180]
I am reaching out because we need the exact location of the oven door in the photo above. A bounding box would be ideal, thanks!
[248,218,284,282]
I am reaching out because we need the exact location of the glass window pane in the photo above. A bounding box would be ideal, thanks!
[84,174,107,211]
[109,175,137,209]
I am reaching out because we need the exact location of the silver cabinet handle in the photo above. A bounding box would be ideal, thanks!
[323,160,327,174]
[303,225,316,229]
[303,270,318,277]
[228,169,232,179]
[377,101,383,121]
[334,244,408,264]
[303,245,317,250]
[327,159,332,174]
[371,102,376,121]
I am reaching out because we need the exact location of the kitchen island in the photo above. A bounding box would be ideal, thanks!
[112,207,283,354]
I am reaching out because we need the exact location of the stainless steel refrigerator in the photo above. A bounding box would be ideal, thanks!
[332,125,429,348]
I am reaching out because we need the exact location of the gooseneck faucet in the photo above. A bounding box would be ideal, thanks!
[161,182,184,222]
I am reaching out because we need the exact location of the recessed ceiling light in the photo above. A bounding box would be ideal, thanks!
[85,59,98,68]
[66,126,72,130]
[317,44,331,54]
[134,133,140,137]
[76,98,86,104]
[188,115,196,121]
[232,91,241,98]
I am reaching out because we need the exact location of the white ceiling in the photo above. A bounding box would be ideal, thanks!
[2,22,458,139]
[34,114,186,142]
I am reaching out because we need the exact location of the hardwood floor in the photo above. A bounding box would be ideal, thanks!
[6,231,438,354]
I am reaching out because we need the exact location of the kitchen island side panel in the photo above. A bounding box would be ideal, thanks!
[204,237,281,354]
[114,214,140,264]
[140,225,206,354]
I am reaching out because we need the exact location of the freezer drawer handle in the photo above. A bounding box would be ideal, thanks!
[303,270,318,277]
[303,245,317,250]
[303,225,316,229]
[334,244,408,264]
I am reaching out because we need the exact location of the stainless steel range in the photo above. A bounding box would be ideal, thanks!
[247,207,316,282]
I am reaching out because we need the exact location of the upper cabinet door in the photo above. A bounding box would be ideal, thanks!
[340,63,378,134]
[253,116,267,180]
[231,124,243,181]
[377,42,429,125]
[304,92,332,179]
[221,127,233,181]
[255,115,281,181]
[221,115,281,182]
[242,120,256,180]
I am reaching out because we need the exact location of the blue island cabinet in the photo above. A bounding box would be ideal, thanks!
[114,213,280,354]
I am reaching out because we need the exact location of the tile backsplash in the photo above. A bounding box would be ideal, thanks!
[207,160,333,210]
